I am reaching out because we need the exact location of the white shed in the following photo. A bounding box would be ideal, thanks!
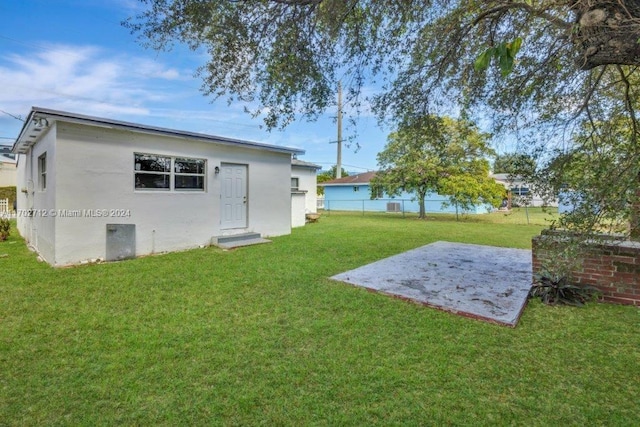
[291,158,321,227]
[12,107,304,266]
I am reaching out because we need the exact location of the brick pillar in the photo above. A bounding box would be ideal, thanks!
[532,231,640,306]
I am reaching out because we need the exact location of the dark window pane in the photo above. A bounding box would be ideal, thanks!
[136,173,170,189]
[175,175,204,190]
[38,154,47,190]
[175,158,205,174]
[510,186,530,196]
[135,154,171,172]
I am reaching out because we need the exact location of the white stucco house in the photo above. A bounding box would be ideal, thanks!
[0,150,17,187]
[491,173,557,208]
[12,107,307,266]
[291,159,321,227]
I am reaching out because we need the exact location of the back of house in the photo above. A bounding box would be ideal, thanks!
[12,107,304,266]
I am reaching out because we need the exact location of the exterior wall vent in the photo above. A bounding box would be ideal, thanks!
[106,224,136,261]
[386,202,401,213]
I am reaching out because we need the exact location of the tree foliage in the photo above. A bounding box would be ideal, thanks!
[493,153,537,176]
[126,0,427,129]
[126,1,640,126]
[126,0,640,237]
[371,116,505,219]
[537,116,640,237]
[317,166,349,195]
[321,165,350,181]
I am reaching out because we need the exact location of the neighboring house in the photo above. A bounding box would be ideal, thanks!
[491,173,557,208]
[291,158,321,227]
[12,107,305,266]
[320,172,492,214]
[0,150,17,187]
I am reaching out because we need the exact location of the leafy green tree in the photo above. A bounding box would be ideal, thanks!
[538,116,640,237]
[125,1,640,132]
[493,153,536,177]
[371,116,505,219]
[126,1,640,237]
[317,166,349,195]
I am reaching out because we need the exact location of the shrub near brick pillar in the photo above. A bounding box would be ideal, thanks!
[532,230,640,306]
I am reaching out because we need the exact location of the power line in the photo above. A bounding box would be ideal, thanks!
[0,109,24,122]
[314,161,374,171]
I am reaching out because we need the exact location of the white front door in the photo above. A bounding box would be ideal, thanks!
[221,164,248,229]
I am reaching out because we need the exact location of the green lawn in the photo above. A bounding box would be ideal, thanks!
[1,214,638,425]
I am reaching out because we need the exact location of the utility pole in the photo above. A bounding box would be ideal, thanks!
[336,81,342,179]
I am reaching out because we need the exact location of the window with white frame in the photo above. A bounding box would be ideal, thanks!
[135,153,171,190]
[134,153,206,191]
[291,177,300,191]
[38,153,47,191]
[510,186,530,196]
[174,157,206,190]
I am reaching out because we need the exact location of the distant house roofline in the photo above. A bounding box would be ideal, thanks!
[318,171,377,186]
[490,173,528,188]
[0,154,17,164]
[12,107,305,156]
[0,146,15,162]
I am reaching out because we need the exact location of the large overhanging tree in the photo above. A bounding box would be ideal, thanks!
[126,0,640,236]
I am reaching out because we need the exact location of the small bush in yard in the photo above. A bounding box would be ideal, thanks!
[531,232,601,306]
[529,270,600,306]
[0,218,10,241]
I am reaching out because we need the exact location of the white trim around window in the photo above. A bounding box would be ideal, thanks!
[134,153,206,191]
[291,177,300,191]
[38,152,47,191]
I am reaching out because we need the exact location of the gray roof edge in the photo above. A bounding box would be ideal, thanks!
[11,108,37,153]
[0,154,17,163]
[13,107,305,155]
[292,159,322,169]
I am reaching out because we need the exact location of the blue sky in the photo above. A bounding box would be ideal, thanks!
[0,0,389,171]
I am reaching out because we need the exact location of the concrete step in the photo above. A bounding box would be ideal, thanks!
[212,232,271,249]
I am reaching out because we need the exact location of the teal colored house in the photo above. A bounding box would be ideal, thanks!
[319,172,492,214]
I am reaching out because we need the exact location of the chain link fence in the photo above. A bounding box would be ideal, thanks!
[317,197,558,226]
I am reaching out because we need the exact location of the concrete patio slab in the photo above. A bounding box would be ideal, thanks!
[331,241,532,327]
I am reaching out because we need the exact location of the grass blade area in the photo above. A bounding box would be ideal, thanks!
[1,214,638,425]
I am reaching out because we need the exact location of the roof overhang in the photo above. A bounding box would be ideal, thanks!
[292,159,322,170]
[12,107,305,156]
[11,109,51,154]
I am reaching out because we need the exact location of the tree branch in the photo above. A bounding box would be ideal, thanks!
[617,64,639,146]
[471,2,572,31]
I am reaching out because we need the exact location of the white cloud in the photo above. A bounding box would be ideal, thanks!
[0,41,383,168]
[128,58,185,81]
[0,43,187,120]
